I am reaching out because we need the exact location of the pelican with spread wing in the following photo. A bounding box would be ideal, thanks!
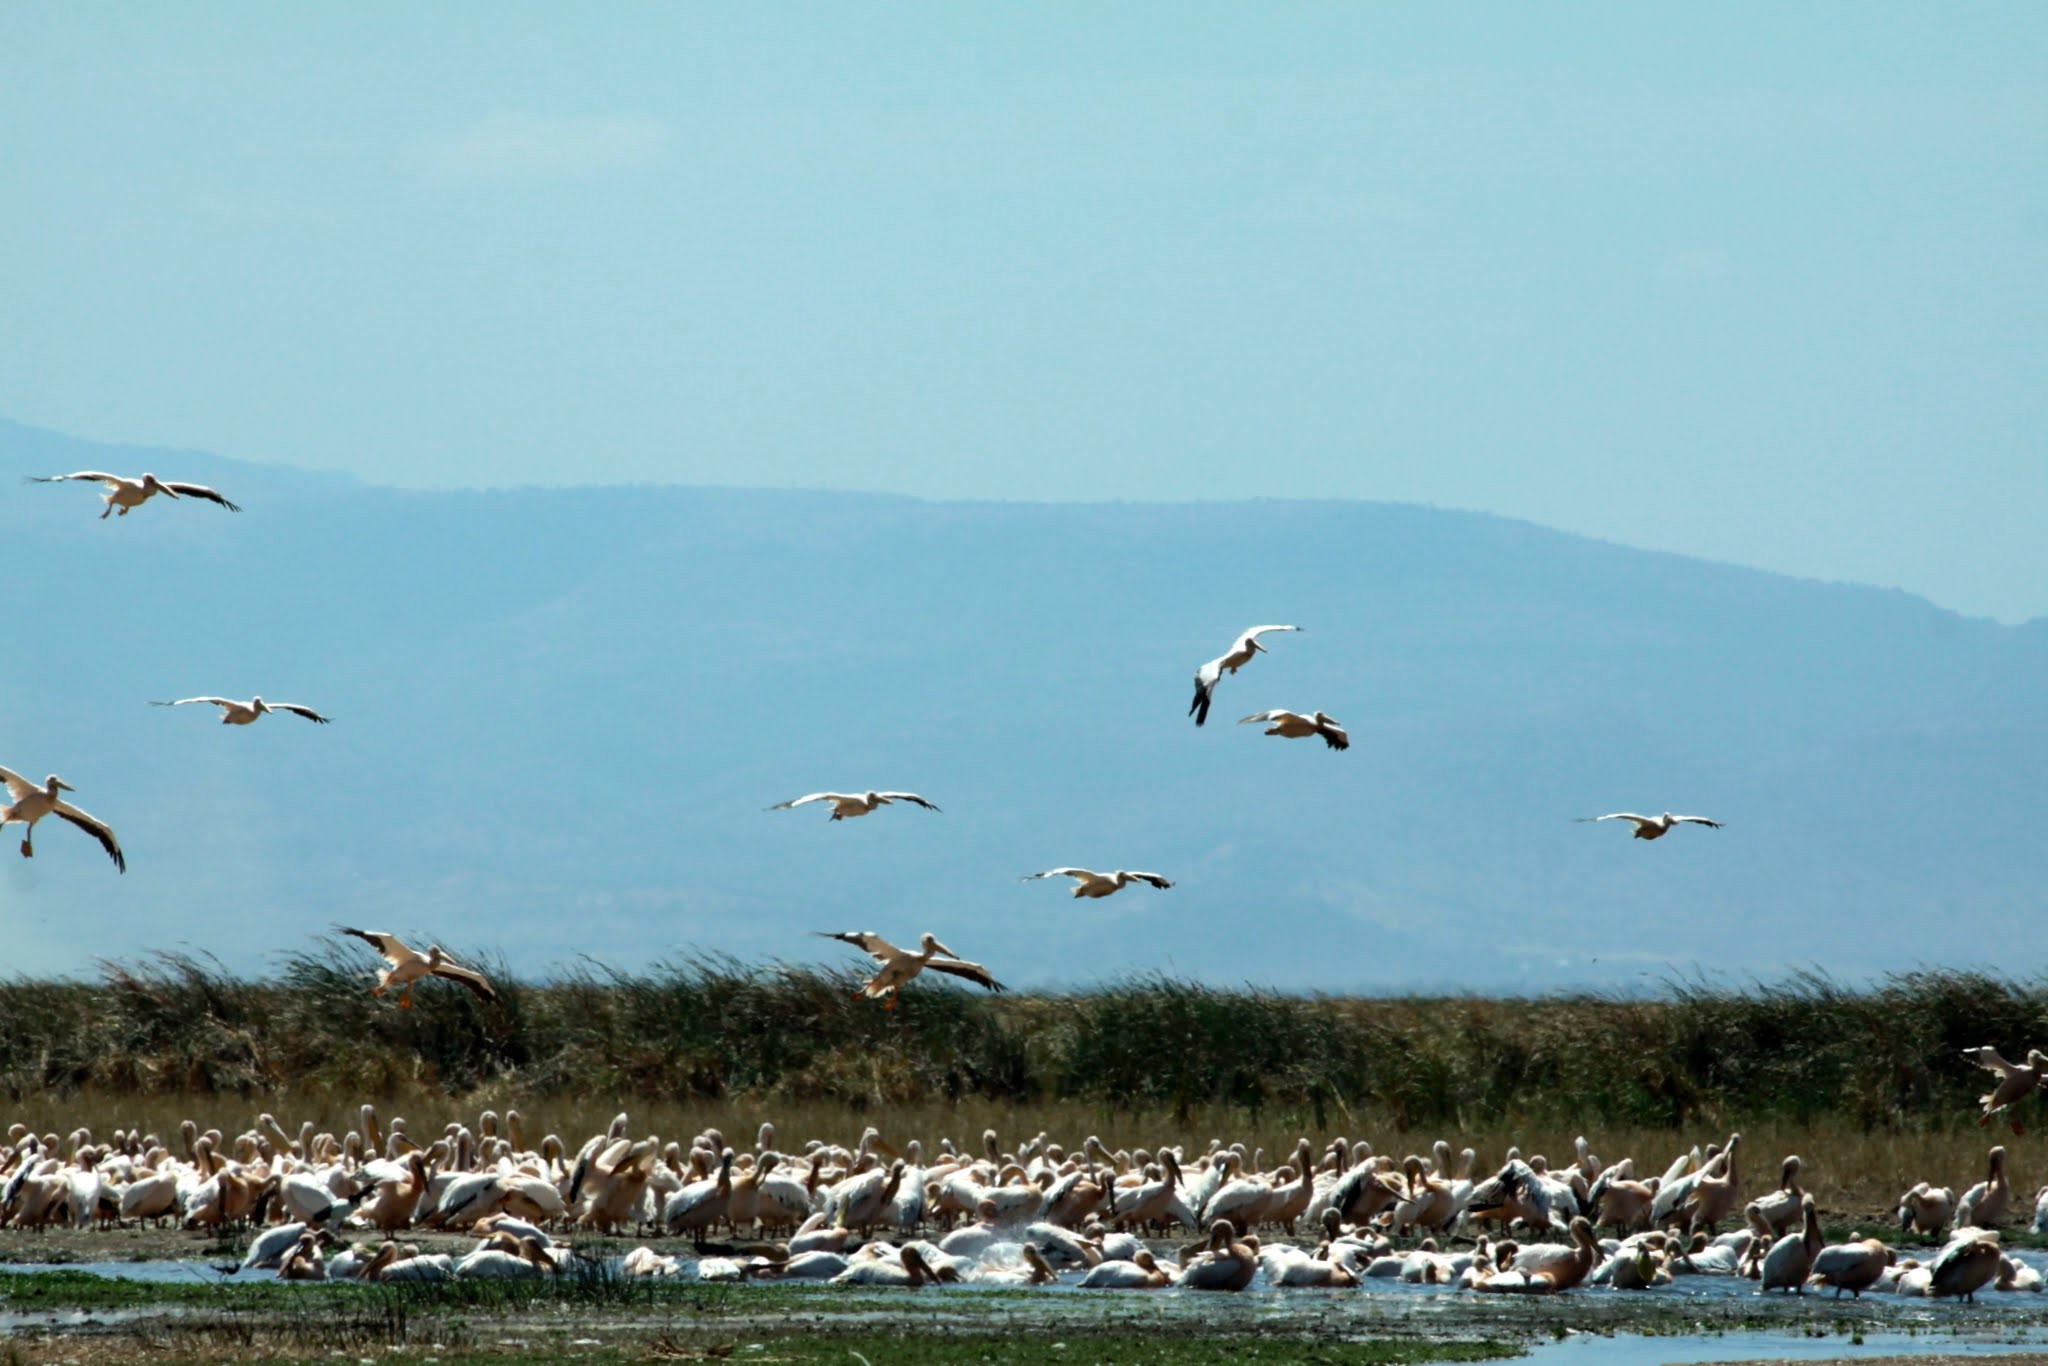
[817,931,1004,1010]
[1577,812,1724,841]
[0,766,124,871]
[1963,1046,2048,1134]
[1021,868,1173,900]
[1190,625,1300,726]
[152,696,331,726]
[338,928,497,1009]
[1237,709,1349,751]
[767,791,939,821]
[26,471,240,519]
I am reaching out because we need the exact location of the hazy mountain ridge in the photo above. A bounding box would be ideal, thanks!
[3,419,2041,990]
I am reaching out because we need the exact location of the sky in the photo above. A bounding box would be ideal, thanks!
[1,2,2043,620]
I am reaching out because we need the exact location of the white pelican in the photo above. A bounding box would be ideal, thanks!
[1021,868,1173,900]
[1078,1248,1169,1289]
[1759,1195,1823,1294]
[1930,1229,2003,1301]
[1963,1046,2048,1134]
[0,767,124,871]
[1807,1236,1893,1299]
[337,928,498,1009]
[817,931,1004,1010]
[1955,1146,2013,1229]
[27,470,240,518]
[1236,709,1349,751]
[766,790,938,820]
[1577,811,1724,841]
[151,696,331,726]
[1189,625,1300,726]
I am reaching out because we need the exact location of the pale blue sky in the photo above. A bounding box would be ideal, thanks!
[3,2,2042,618]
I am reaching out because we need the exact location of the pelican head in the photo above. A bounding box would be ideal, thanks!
[45,775,74,795]
[141,473,179,498]
[252,697,271,714]
[921,933,957,959]
[865,790,884,803]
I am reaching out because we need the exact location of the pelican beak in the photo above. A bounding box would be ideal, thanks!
[930,941,958,960]
[54,780,75,793]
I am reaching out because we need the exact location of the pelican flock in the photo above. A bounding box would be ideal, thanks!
[27,470,240,518]
[0,1109,2033,1307]
[17,440,2031,1325]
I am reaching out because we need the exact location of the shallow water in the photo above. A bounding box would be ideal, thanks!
[1528,1333,2048,1366]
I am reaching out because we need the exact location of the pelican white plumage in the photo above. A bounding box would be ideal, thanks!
[1021,868,1173,900]
[1577,811,1724,841]
[0,767,124,871]
[1236,709,1349,751]
[817,931,1004,1010]
[1963,1046,2048,1134]
[1189,625,1300,727]
[151,696,331,726]
[27,470,240,518]
[766,790,939,820]
[337,928,498,1009]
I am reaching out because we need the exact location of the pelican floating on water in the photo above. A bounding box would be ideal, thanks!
[766,791,939,820]
[338,929,498,1009]
[1021,868,1173,899]
[152,696,331,726]
[27,470,239,518]
[817,931,1004,1010]
[0,767,124,871]
[1190,625,1300,727]
[1237,709,1349,751]
[1577,812,1724,841]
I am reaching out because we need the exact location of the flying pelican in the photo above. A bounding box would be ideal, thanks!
[337,929,497,1009]
[816,931,1004,1010]
[0,767,124,871]
[1962,1046,2048,1134]
[151,696,332,726]
[26,471,240,518]
[1021,868,1173,899]
[766,791,939,821]
[1237,709,1349,751]
[1189,625,1300,727]
[1577,812,1724,841]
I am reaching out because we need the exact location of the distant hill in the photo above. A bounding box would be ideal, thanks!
[3,417,2042,990]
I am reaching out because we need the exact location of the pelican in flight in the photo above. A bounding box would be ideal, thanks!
[1964,1047,2048,1134]
[26,471,240,518]
[1021,868,1173,899]
[817,931,1004,1010]
[1578,812,1724,841]
[767,791,939,821]
[0,767,124,871]
[1237,709,1349,751]
[152,696,331,726]
[1189,625,1300,727]
[338,928,498,1009]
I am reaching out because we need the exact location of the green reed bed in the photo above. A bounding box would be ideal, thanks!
[4,953,2044,1141]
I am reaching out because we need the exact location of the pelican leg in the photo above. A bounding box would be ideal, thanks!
[399,990,414,1010]
[100,501,113,519]
[884,994,898,1012]
[2015,1118,2027,1137]
[19,829,31,858]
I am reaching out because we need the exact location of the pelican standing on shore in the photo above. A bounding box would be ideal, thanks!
[152,696,332,726]
[0,767,124,871]
[26,471,239,518]
[817,931,1004,1010]
[1189,625,1300,726]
